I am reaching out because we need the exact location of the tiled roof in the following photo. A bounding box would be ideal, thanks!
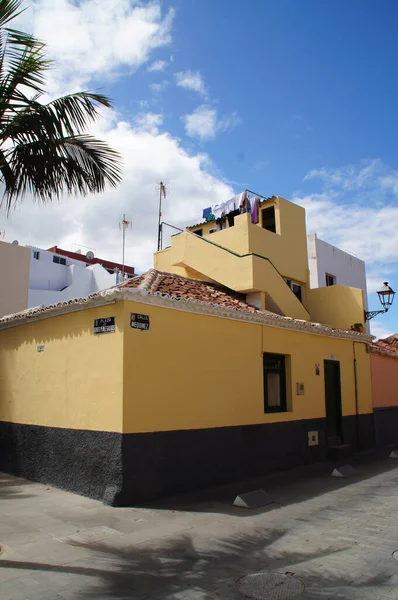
[371,337,398,357]
[0,268,374,343]
[381,334,398,349]
[117,269,258,312]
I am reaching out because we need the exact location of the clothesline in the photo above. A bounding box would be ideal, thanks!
[202,189,266,227]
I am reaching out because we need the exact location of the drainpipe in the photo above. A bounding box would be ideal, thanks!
[353,342,360,452]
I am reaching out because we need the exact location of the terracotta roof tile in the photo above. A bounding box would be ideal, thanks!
[372,339,398,354]
[118,269,258,312]
[381,334,398,349]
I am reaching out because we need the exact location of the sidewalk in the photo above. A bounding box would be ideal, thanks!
[1,453,398,599]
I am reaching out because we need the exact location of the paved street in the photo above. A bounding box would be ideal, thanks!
[1,453,398,600]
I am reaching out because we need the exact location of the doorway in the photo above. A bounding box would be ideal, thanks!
[324,360,342,445]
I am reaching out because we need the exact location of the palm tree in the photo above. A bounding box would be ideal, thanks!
[0,0,122,213]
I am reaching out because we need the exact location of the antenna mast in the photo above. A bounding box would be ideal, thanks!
[119,214,132,278]
[157,181,167,252]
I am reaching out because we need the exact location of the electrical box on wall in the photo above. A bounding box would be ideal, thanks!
[296,382,305,395]
[308,431,319,447]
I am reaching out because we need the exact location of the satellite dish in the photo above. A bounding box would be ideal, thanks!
[86,251,94,260]
[12,240,19,245]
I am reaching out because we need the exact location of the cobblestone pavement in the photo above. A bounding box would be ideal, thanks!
[1,454,398,599]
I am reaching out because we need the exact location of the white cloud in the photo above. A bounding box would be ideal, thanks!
[2,111,233,273]
[370,321,395,341]
[304,159,382,191]
[0,2,235,274]
[16,0,174,95]
[183,105,218,141]
[147,59,168,72]
[150,80,170,93]
[134,113,163,134]
[295,192,398,266]
[175,70,206,96]
[295,159,398,334]
[182,105,240,141]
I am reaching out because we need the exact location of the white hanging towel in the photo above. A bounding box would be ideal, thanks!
[211,191,245,219]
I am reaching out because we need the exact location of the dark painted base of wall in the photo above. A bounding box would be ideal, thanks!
[374,406,398,446]
[0,414,374,506]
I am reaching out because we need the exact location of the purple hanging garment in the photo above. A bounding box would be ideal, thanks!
[251,198,259,224]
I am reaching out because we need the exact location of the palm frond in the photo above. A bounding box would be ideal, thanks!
[0,39,50,115]
[0,1,123,212]
[1,92,113,142]
[2,134,123,212]
[0,0,25,28]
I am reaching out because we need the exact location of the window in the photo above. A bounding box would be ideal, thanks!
[326,273,336,286]
[286,279,302,302]
[53,255,67,265]
[33,251,40,260]
[261,206,276,233]
[263,353,287,412]
[193,228,203,237]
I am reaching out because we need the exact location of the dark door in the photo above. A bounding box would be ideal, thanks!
[324,360,342,444]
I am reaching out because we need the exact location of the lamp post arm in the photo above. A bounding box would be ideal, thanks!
[364,308,388,322]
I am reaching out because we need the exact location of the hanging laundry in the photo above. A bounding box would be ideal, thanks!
[211,191,246,220]
[240,192,251,214]
[212,203,225,219]
[202,207,212,220]
[251,197,259,224]
[216,216,226,230]
[227,209,240,227]
[224,197,236,214]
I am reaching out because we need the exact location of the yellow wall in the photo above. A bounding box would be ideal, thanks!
[186,198,309,284]
[155,247,209,281]
[0,241,30,318]
[0,297,372,435]
[0,304,124,431]
[307,285,365,331]
[156,231,310,320]
[247,198,309,284]
[122,299,372,434]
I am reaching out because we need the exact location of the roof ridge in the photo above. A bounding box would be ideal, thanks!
[139,268,159,293]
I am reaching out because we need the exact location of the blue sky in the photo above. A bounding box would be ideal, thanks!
[4,0,398,338]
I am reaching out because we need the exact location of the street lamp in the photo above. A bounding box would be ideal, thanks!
[365,282,396,321]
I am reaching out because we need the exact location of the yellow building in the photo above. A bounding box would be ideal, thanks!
[0,193,374,505]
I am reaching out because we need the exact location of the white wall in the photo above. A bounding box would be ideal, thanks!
[307,234,368,298]
[307,233,369,332]
[26,247,117,308]
[28,246,87,292]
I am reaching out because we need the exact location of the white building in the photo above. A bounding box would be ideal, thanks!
[27,246,118,307]
[0,241,134,318]
[307,233,369,329]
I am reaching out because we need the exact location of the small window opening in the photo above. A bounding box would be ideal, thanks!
[33,251,40,260]
[193,228,203,237]
[261,206,276,233]
[326,273,336,286]
[286,279,302,302]
[263,353,287,412]
[53,255,67,266]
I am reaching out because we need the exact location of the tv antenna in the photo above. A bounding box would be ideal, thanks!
[119,214,132,277]
[157,180,170,252]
